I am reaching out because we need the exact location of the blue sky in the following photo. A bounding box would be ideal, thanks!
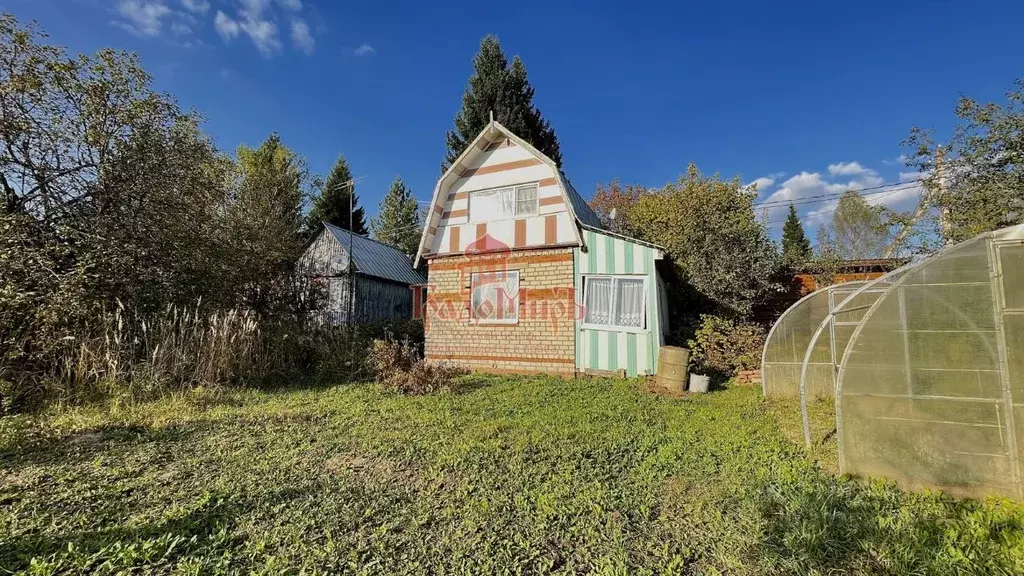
[11,0,1024,238]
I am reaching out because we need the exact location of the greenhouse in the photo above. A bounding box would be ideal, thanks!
[761,280,868,399]
[763,224,1024,500]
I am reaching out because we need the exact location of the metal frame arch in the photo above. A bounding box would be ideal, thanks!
[797,272,914,447]
[832,229,1008,477]
[761,285,845,396]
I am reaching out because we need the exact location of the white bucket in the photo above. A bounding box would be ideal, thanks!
[689,374,710,393]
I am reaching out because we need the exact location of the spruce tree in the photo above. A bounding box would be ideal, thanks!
[443,35,562,171]
[307,154,367,234]
[781,204,812,266]
[371,177,422,256]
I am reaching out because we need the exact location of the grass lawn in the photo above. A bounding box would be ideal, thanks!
[3,377,1024,575]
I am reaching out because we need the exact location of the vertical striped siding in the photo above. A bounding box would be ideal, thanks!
[574,230,662,377]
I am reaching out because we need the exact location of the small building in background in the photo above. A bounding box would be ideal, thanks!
[793,258,909,294]
[299,222,426,325]
[754,257,909,326]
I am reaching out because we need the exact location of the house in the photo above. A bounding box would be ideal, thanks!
[755,257,910,325]
[299,222,426,324]
[414,120,670,377]
[792,258,909,294]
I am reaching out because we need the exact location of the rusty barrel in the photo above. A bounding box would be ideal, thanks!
[656,346,691,393]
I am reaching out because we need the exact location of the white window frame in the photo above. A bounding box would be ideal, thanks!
[470,270,520,325]
[580,274,649,333]
[468,183,539,223]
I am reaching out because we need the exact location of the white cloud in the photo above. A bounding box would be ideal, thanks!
[170,20,192,35]
[827,161,869,176]
[883,154,911,166]
[291,19,314,54]
[899,171,922,183]
[277,0,303,10]
[214,10,240,40]
[240,0,270,19]
[354,43,375,56]
[114,0,172,37]
[743,176,776,195]
[180,0,209,13]
[212,0,283,56]
[240,18,281,54]
[755,160,922,232]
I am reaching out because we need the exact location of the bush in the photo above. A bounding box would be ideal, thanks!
[368,336,466,395]
[687,314,766,376]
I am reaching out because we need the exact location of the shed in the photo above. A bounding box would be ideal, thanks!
[298,223,426,324]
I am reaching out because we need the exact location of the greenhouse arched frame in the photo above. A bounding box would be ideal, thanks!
[763,224,1024,499]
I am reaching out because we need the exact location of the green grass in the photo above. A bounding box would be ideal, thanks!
[2,377,1024,575]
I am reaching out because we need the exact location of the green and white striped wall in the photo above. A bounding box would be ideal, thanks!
[575,228,666,377]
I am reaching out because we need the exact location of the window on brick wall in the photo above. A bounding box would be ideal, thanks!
[471,270,519,324]
[582,275,647,332]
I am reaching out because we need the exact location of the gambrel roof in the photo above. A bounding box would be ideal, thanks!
[414,120,604,266]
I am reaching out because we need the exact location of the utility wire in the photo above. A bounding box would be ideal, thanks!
[764,184,920,224]
[752,179,924,208]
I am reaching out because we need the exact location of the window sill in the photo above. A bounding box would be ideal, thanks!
[580,323,649,334]
[470,319,520,326]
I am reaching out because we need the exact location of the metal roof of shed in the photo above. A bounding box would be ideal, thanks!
[323,222,427,286]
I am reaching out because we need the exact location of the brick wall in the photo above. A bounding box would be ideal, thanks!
[424,247,577,376]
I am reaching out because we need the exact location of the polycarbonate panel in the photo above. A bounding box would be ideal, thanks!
[837,226,1024,500]
[762,289,834,397]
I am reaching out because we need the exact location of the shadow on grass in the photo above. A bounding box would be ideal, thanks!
[747,470,1024,574]
[0,422,204,472]
[0,489,247,573]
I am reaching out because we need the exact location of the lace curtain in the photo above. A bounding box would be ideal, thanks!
[614,278,645,328]
[584,276,646,329]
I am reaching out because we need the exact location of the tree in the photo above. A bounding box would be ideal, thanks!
[590,179,646,236]
[628,164,781,319]
[903,80,1024,245]
[781,205,812,266]
[229,133,307,313]
[443,35,561,171]
[829,190,890,259]
[307,154,367,234]
[0,13,242,379]
[371,177,421,256]
[810,225,843,288]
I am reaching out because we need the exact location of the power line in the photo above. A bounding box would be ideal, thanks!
[764,183,921,225]
[752,179,924,208]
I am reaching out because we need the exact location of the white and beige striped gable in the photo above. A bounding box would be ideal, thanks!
[415,121,598,266]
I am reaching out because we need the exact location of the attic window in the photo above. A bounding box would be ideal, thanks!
[469,184,537,222]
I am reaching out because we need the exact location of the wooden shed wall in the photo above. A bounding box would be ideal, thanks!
[315,274,414,325]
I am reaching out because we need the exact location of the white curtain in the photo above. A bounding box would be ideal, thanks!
[470,188,516,222]
[614,278,645,328]
[515,186,537,216]
[497,272,519,320]
[585,277,613,325]
[472,271,519,321]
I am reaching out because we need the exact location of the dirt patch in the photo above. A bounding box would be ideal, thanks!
[69,431,104,445]
[641,381,687,399]
[323,452,428,490]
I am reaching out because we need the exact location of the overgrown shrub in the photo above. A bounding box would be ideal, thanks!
[0,296,427,413]
[368,336,465,395]
[687,314,766,376]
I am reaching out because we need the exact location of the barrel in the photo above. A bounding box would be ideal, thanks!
[656,346,691,393]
